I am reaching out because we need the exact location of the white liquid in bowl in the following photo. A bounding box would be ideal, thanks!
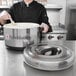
[4,23,40,29]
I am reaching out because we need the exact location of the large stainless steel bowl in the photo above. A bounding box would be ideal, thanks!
[23,44,75,71]
[4,23,40,48]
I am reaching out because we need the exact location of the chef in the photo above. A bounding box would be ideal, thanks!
[0,0,52,33]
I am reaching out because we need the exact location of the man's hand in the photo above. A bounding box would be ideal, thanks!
[41,23,49,33]
[0,10,11,25]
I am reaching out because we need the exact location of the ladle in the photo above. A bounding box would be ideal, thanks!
[9,18,16,25]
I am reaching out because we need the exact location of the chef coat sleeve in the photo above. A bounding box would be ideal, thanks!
[7,5,15,21]
[40,6,52,32]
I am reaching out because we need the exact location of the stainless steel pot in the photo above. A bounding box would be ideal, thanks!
[4,23,40,48]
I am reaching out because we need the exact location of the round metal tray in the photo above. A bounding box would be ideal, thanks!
[23,45,75,71]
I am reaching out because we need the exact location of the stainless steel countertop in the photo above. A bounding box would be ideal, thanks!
[0,40,76,76]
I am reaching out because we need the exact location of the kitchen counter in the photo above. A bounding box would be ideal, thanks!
[0,40,76,76]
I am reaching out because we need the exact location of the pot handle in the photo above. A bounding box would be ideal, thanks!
[39,26,44,32]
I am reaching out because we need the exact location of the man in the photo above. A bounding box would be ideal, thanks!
[0,0,52,33]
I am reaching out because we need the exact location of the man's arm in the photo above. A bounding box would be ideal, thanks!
[40,6,52,33]
[0,10,11,25]
[0,3,16,25]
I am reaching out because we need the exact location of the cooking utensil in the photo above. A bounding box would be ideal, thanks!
[9,18,15,24]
